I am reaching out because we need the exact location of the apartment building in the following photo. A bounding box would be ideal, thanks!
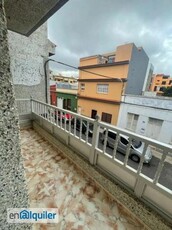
[78,43,151,125]
[50,79,78,112]
[117,94,172,144]
[150,74,172,93]
[57,88,78,112]
[53,75,78,84]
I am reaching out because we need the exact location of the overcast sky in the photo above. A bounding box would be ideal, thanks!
[48,0,172,77]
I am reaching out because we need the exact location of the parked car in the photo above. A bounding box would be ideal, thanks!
[55,111,72,123]
[71,118,93,137]
[101,129,152,163]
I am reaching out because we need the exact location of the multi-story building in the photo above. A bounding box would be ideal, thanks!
[78,43,151,125]
[117,94,172,144]
[53,75,78,84]
[57,88,78,112]
[150,74,172,93]
[50,79,78,112]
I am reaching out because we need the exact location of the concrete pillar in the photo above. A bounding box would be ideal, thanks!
[0,1,30,228]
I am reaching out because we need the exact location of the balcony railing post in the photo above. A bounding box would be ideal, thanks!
[30,97,33,120]
[89,115,100,165]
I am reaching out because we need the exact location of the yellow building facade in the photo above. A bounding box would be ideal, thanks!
[78,43,149,125]
[150,74,172,93]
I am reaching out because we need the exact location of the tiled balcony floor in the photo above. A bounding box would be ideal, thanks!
[21,129,147,230]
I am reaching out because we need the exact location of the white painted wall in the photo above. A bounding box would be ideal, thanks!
[117,95,172,144]
[57,98,63,108]
[142,62,154,92]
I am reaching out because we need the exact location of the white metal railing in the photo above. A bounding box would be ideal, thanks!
[31,99,172,188]
[96,121,172,191]
[18,98,172,219]
[31,99,95,144]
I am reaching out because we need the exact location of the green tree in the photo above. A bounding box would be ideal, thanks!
[163,86,172,97]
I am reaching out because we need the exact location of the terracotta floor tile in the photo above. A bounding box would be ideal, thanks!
[20,129,146,230]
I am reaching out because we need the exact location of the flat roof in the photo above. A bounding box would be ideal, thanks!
[79,60,129,69]
[80,52,116,61]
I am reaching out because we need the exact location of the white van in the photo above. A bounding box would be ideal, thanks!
[101,130,152,163]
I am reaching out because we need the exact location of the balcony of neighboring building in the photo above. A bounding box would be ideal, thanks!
[51,76,79,92]
[56,82,78,91]
[16,98,172,230]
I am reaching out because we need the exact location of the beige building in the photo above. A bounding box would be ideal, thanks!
[53,75,78,84]
[150,74,172,93]
[78,43,150,125]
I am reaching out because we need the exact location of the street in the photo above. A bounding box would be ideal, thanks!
[54,119,172,191]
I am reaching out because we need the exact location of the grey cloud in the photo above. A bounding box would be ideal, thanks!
[48,0,172,75]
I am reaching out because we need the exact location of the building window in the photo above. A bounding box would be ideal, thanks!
[91,110,97,119]
[63,98,71,110]
[162,81,166,85]
[101,112,112,123]
[154,86,157,91]
[80,83,85,91]
[120,137,129,145]
[169,80,172,85]
[97,84,109,94]
[107,56,115,63]
[146,118,163,140]
[126,113,139,131]
[160,87,165,91]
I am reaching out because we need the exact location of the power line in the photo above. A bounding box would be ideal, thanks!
[49,59,125,82]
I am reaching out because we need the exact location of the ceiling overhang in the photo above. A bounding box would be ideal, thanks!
[4,0,69,36]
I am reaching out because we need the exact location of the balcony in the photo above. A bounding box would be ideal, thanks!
[56,82,78,90]
[17,99,172,229]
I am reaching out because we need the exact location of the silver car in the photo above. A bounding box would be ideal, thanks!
[101,130,152,163]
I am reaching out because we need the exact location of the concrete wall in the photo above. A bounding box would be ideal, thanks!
[142,62,154,92]
[8,23,52,101]
[79,56,98,66]
[115,43,133,62]
[126,45,149,95]
[117,95,172,144]
[0,2,30,228]
[79,64,129,80]
[78,81,123,101]
[78,99,120,125]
